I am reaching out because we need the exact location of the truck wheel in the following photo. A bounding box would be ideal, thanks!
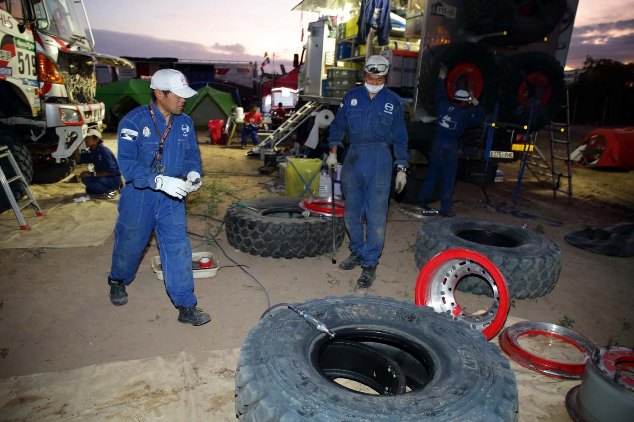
[498,52,565,131]
[463,0,568,47]
[418,42,497,116]
[415,218,561,299]
[32,161,74,184]
[225,196,345,258]
[0,141,33,213]
[236,296,519,421]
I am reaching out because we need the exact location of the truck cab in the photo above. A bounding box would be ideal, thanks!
[0,0,131,187]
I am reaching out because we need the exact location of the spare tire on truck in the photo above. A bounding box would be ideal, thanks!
[415,218,561,299]
[497,51,565,131]
[418,42,498,116]
[236,296,519,421]
[225,196,345,259]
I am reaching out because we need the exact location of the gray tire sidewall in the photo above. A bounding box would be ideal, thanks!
[236,296,518,422]
[225,196,345,259]
[415,218,561,299]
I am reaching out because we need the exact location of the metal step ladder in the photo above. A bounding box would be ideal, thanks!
[253,101,324,152]
[516,90,573,203]
[0,146,44,230]
[548,90,573,203]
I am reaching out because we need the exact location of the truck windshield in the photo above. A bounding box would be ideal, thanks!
[34,0,86,41]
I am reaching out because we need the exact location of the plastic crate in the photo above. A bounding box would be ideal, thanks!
[151,252,219,280]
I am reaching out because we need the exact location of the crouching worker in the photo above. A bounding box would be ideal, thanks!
[79,128,122,196]
[107,69,211,327]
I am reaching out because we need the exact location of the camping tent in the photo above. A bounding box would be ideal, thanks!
[97,81,236,130]
[96,79,152,130]
[570,127,634,168]
[184,86,236,128]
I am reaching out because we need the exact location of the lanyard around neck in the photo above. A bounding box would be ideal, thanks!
[149,102,174,160]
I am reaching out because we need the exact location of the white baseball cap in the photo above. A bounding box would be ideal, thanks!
[86,128,102,139]
[365,55,390,76]
[150,69,197,98]
[454,90,471,102]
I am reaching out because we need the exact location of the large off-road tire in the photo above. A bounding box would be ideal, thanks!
[497,52,565,131]
[463,0,567,46]
[236,296,518,421]
[225,196,345,258]
[0,141,33,213]
[415,218,561,299]
[418,42,497,116]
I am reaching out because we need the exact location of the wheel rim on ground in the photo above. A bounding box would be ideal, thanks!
[415,248,510,340]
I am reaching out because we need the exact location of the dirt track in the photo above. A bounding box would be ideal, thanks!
[0,126,632,382]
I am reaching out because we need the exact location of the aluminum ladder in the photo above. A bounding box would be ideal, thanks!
[0,146,43,230]
[525,90,573,203]
[253,101,324,152]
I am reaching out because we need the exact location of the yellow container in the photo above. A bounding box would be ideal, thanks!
[345,16,358,37]
[285,158,323,197]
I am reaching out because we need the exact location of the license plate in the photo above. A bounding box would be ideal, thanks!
[489,150,514,159]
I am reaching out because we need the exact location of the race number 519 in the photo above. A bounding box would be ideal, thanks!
[17,51,36,77]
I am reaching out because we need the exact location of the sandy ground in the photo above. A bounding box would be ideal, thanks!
[0,126,633,419]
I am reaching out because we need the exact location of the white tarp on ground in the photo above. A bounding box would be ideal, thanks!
[0,181,117,249]
[0,317,581,421]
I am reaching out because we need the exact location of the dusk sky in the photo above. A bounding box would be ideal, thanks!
[83,0,634,70]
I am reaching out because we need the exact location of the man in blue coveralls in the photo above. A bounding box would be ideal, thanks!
[78,128,122,197]
[326,55,408,288]
[107,69,211,326]
[417,66,485,217]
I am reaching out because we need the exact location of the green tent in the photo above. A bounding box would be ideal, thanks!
[96,79,152,130]
[96,80,236,130]
[184,85,235,128]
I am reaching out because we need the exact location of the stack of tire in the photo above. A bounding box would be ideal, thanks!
[418,0,569,132]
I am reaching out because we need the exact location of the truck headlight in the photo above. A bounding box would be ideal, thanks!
[59,106,83,125]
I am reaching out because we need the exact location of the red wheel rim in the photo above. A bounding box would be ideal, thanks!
[446,62,484,101]
[414,248,510,340]
[299,197,345,217]
[599,348,634,389]
[518,71,552,105]
[498,321,596,379]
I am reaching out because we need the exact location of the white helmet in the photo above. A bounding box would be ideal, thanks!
[365,55,390,76]
[454,90,471,102]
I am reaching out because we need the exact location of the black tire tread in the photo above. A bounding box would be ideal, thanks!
[415,218,561,299]
[225,196,345,259]
[235,296,518,421]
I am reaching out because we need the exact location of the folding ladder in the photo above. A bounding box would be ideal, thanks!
[548,90,573,203]
[254,101,324,152]
[0,146,43,230]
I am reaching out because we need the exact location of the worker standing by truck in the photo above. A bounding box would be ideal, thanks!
[107,69,211,327]
[417,66,485,217]
[326,55,408,288]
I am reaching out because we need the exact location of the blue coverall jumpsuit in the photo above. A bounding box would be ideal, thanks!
[109,102,203,309]
[328,85,408,267]
[418,83,485,214]
[79,142,122,195]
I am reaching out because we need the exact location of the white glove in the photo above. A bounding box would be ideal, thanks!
[186,171,202,192]
[470,96,479,106]
[325,152,338,169]
[438,66,447,80]
[154,175,189,199]
[395,170,407,193]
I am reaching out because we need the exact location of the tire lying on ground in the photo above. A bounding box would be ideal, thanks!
[236,296,519,421]
[415,218,561,299]
[225,196,345,258]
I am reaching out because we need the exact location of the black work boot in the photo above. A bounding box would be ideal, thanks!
[178,306,211,326]
[339,251,362,270]
[108,279,128,306]
[356,265,377,288]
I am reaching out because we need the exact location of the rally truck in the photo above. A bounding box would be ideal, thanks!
[0,0,131,209]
